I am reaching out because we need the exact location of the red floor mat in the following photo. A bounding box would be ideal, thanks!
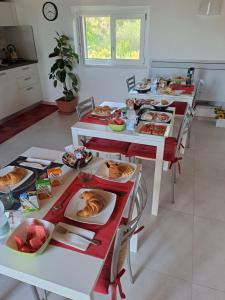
[0,104,58,144]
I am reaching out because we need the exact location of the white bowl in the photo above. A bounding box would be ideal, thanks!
[5,218,55,256]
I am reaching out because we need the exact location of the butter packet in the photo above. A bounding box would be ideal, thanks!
[19,191,40,213]
[47,167,63,187]
[35,178,52,200]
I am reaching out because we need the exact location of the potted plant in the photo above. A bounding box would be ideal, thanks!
[49,32,79,114]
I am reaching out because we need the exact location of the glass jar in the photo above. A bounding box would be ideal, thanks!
[0,186,15,210]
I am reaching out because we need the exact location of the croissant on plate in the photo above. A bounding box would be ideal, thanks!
[77,191,104,218]
[0,167,27,187]
[106,161,134,179]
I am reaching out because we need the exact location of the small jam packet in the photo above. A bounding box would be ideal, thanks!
[47,167,63,187]
[19,192,40,213]
[35,178,52,200]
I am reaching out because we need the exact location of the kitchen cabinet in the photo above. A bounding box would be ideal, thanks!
[0,63,42,120]
[0,3,17,26]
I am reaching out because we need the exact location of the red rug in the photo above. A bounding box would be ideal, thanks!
[0,104,58,144]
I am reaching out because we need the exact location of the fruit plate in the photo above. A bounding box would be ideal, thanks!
[64,189,116,225]
[5,218,55,257]
[0,166,33,193]
[95,160,137,183]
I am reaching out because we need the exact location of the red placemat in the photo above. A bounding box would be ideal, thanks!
[170,84,195,92]
[80,112,111,125]
[44,175,134,259]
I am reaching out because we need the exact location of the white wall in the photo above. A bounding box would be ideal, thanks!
[12,0,225,103]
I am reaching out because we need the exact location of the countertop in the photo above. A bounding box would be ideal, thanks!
[0,60,38,72]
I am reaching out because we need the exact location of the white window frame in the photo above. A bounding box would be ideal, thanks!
[74,6,150,67]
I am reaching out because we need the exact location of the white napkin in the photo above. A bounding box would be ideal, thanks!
[52,222,95,251]
[19,162,46,170]
[26,157,51,166]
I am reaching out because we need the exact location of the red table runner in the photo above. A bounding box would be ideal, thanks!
[170,84,195,93]
[80,112,111,125]
[44,175,134,259]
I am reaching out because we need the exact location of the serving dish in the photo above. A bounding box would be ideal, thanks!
[137,122,169,136]
[62,152,93,169]
[151,99,173,111]
[140,111,172,123]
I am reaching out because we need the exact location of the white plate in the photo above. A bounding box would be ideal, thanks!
[91,107,114,117]
[52,222,95,251]
[64,189,116,225]
[137,122,170,137]
[95,160,137,183]
[0,166,33,192]
[141,111,172,123]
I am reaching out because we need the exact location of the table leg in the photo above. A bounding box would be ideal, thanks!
[71,129,80,147]
[151,143,165,216]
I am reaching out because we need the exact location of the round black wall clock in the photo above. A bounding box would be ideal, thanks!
[42,2,58,21]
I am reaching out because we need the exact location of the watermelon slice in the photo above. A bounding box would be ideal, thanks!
[14,235,24,251]
[14,220,49,253]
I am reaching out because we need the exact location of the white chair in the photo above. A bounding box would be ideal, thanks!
[76,96,95,120]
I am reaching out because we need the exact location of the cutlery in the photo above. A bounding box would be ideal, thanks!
[52,192,72,211]
[55,225,101,246]
[86,187,126,197]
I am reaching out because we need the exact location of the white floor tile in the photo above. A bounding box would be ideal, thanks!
[192,284,225,300]
[193,217,225,291]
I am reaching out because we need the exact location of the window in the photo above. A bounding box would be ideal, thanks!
[76,7,148,66]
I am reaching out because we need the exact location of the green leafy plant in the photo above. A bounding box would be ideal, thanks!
[49,32,79,101]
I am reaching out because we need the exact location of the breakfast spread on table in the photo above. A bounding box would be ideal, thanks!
[0,166,27,187]
[77,190,105,217]
[106,160,135,179]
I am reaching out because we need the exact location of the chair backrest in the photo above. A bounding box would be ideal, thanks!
[192,79,205,109]
[176,104,194,156]
[126,75,136,92]
[77,97,95,120]
[110,169,147,282]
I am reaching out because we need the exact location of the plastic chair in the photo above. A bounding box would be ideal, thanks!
[126,75,136,92]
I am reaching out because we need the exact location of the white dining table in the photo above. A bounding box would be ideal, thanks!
[71,102,176,216]
[0,147,139,300]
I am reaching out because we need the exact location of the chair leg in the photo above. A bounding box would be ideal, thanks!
[126,241,134,284]
[187,124,191,149]
[43,290,48,300]
[171,164,176,204]
[31,286,41,300]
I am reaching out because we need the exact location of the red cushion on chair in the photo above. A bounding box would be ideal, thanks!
[94,244,114,295]
[84,138,130,155]
[169,101,188,115]
[126,137,177,162]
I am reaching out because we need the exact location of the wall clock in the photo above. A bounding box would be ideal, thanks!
[42,2,58,21]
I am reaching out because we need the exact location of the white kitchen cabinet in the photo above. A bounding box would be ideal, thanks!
[0,63,42,120]
[0,3,17,26]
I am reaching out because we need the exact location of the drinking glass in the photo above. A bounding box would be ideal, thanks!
[0,186,15,210]
[77,168,94,188]
[0,201,10,241]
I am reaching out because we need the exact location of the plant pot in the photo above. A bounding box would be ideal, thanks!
[56,97,78,114]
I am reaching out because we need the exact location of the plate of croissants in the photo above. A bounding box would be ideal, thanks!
[0,166,33,192]
[64,189,116,225]
[95,160,136,183]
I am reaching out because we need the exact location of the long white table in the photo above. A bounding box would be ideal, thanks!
[71,103,175,216]
[0,147,138,300]
[128,88,196,106]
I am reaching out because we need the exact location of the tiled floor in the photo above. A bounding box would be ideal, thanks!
[1,113,225,300]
